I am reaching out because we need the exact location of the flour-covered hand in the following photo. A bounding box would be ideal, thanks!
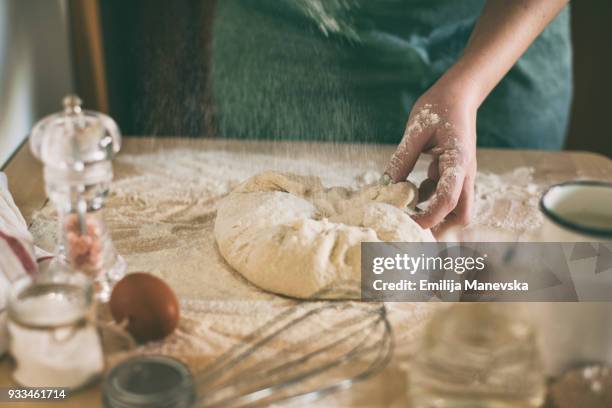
[384,83,477,229]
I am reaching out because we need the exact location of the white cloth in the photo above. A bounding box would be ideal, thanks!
[0,172,29,239]
[0,172,37,355]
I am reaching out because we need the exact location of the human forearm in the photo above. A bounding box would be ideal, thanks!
[385,0,570,228]
[438,0,569,108]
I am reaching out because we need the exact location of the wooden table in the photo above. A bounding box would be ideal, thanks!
[2,138,612,408]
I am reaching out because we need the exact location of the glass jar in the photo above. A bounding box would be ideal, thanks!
[102,355,195,408]
[7,271,104,389]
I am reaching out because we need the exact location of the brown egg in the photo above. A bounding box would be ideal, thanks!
[109,272,180,343]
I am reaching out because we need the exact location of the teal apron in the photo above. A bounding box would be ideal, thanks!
[211,0,572,149]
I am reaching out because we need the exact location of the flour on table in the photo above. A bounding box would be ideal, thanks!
[473,167,543,233]
[29,149,437,372]
[214,171,433,299]
[28,148,541,375]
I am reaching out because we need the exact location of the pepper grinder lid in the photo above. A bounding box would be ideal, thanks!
[30,95,121,174]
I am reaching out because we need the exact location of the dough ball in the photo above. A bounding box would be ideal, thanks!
[214,172,434,299]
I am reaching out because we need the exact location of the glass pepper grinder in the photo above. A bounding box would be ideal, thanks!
[29,95,126,301]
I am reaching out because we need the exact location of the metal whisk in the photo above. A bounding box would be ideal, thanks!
[194,293,393,407]
[101,289,393,408]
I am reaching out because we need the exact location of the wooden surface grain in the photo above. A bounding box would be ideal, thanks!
[2,138,612,408]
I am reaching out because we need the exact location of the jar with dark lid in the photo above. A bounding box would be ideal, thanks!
[102,355,196,408]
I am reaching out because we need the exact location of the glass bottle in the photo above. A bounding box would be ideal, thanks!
[29,95,126,301]
[409,304,546,408]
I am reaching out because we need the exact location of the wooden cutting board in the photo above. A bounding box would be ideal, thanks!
[2,138,612,408]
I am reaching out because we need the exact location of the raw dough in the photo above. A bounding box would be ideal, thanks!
[214,172,434,299]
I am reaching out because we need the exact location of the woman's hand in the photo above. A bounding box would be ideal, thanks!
[384,0,569,230]
[385,78,478,229]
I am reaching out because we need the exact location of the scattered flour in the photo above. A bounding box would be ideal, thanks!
[29,148,440,374]
[27,148,543,392]
[473,167,543,233]
[404,104,441,137]
[386,104,445,180]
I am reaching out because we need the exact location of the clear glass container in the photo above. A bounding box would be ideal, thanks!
[102,355,195,408]
[29,95,125,301]
[409,304,546,408]
[7,271,104,389]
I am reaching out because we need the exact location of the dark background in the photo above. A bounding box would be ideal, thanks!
[566,0,612,157]
[96,0,612,156]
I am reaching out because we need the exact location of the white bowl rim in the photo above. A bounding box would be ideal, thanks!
[540,180,612,238]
